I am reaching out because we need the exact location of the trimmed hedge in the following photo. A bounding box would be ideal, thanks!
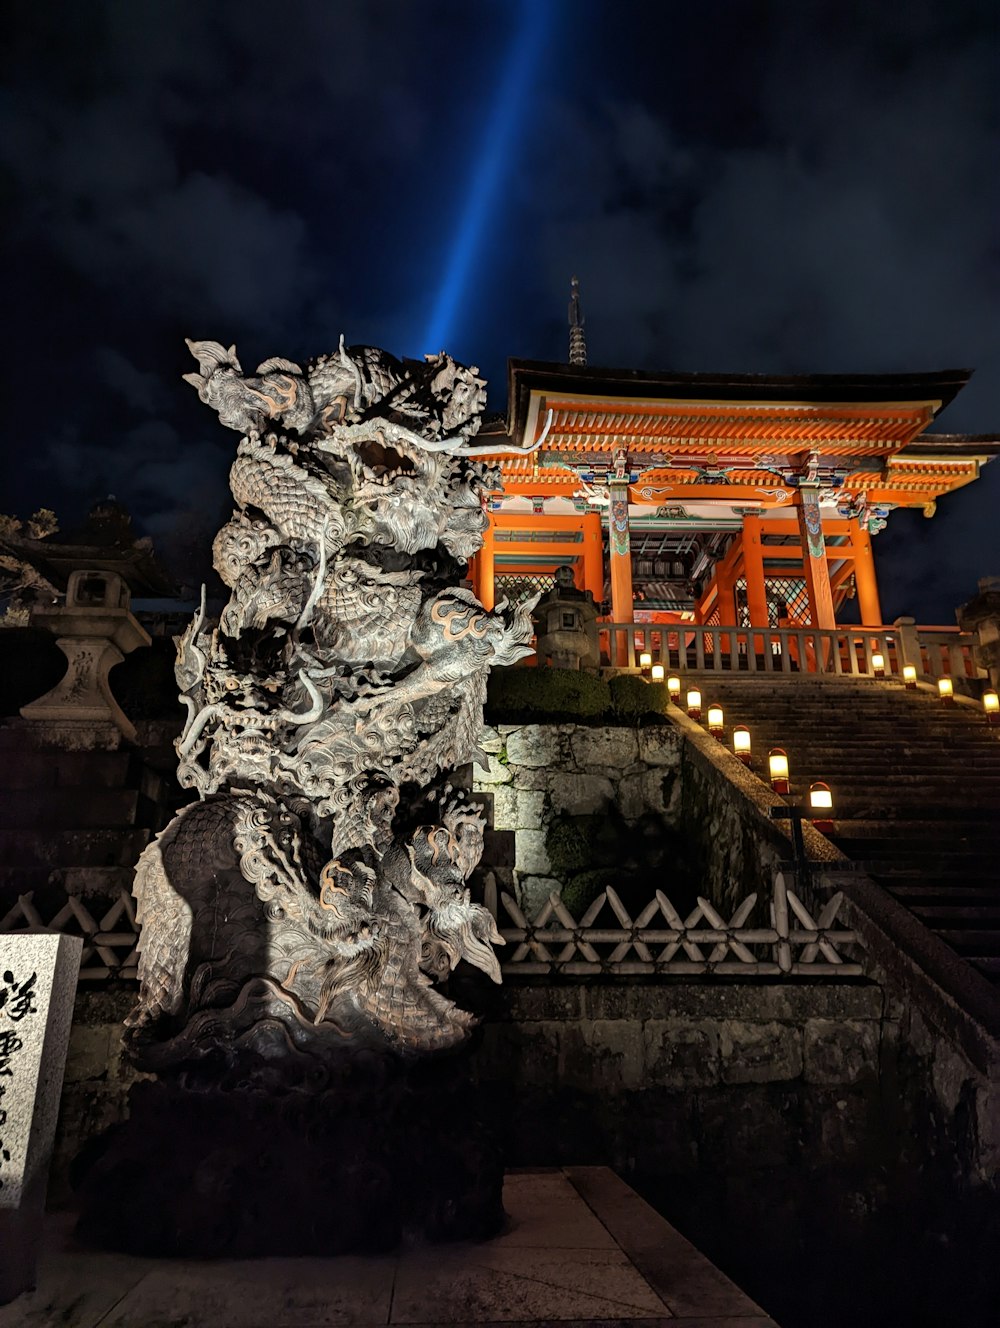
[486,667,611,720]
[608,674,669,722]
[487,666,669,724]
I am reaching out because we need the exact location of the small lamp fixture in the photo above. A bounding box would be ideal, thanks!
[808,781,835,833]
[651,663,665,682]
[938,677,954,702]
[871,652,885,678]
[667,675,681,701]
[707,703,724,738]
[768,748,790,794]
[686,688,702,720]
[903,664,917,690]
[733,725,751,765]
[639,651,652,674]
[984,689,999,724]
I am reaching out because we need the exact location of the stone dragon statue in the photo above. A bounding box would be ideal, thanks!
[126,339,548,1084]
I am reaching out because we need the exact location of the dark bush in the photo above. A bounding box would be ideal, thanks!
[486,666,610,721]
[545,814,603,878]
[561,868,617,918]
[608,674,669,722]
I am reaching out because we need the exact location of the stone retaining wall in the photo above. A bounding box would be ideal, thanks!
[474,722,685,917]
[472,719,794,920]
[473,982,888,1169]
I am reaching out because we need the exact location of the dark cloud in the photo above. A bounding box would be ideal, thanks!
[1,0,996,617]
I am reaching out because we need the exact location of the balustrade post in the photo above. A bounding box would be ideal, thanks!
[893,616,922,675]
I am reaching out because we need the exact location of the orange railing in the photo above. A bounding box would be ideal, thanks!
[596,622,982,681]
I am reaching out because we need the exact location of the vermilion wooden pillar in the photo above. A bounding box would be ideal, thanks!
[715,564,738,626]
[796,490,836,629]
[581,512,605,604]
[478,512,495,611]
[851,519,883,626]
[742,516,769,635]
[608,483,634,623]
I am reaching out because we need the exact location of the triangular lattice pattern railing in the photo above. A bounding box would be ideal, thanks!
[2,872,863,983]
[0,889,139,980]
[483,872,864,977]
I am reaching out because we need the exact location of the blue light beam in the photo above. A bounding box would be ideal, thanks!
[423,1,554,354]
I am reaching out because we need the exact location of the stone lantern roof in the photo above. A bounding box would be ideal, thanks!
[1,496,178,598]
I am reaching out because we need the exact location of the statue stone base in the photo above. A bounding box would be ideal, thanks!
[74,1053,504,1257]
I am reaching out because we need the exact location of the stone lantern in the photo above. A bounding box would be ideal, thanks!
[956,576,1000,687]
[20,569,150,741]
[531,564,600,670]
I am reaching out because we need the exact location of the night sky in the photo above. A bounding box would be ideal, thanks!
[3,0,998,619]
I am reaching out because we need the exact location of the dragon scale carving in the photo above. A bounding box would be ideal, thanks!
[127,340,536,1081]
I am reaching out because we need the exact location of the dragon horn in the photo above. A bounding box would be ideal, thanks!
[339,334,363,410]
[276,672,324,726]
[184,338,242,374]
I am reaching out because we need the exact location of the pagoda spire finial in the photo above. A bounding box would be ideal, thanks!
[568,275,587,367]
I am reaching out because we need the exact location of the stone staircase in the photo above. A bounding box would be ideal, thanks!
[679,675,1000,986]
[0,721,180,920]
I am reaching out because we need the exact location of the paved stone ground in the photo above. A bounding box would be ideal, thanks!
[0,1168,778,1327]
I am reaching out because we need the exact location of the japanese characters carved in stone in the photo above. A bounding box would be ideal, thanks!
[126,339,540,1082]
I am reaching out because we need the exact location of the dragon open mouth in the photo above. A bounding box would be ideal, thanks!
[354,436,418,484]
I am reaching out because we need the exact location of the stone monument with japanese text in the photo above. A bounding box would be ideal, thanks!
[0,934,82,1304]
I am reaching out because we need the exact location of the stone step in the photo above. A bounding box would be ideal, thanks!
[828,818,996,836]
[850,863,998,883]
[841,849,997,867]
[709,724,999,746]
[828,806,1000,821]
[696,695,989,714]
[888,883,1000,900]
[742,740,1000,756]
[875,878,999,891]
[0,723,125,752]
[936,929,1000,953]
[685,701,977,711]
[0,787,142,830]
[832,832,996,848]
[0,828,151,870]
[971,957,1000,978]
[749,764,1000,783]
[1,748,137,789]
[911,906,1000,923]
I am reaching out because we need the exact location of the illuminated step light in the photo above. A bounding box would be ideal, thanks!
[809,781,835,833]
[639,651,652,674]
[707,704,724,738]
[651,664,665,682]
[871,652,885,678]
[903,665,917,689]
[733,725,752,765]
[984,689,999,724]
[667,676,681,700]
[686,688,702,720]
[768,748,790,794]
[938,677,954,701]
